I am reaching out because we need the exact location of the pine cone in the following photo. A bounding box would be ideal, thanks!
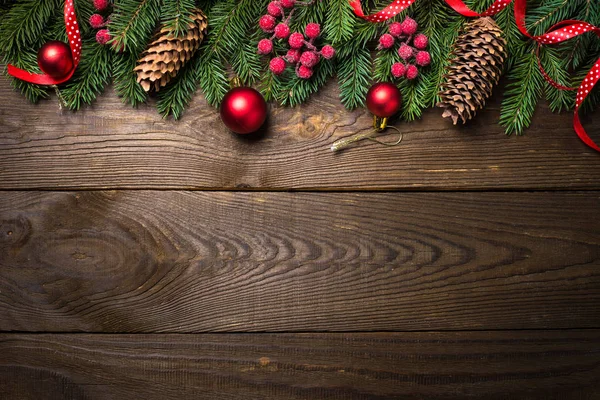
[134,9,208,92]
[437,17,507,125]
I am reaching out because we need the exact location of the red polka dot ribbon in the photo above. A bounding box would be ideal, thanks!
[349,0,511,23]
[7,0,81,85]
[514,0,600,152]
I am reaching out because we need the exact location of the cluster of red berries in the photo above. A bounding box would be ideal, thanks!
[88,0,112,45]
[377,16,430,80]
[258,0,335,79]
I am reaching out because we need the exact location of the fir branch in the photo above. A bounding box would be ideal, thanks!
[540,46,573,113]
[161,0,196,38]
[500,45,544,135]
[0,0,59,59]
[61,40,113,110]
[110,0,161,54]
[157,52,202,119]
[259,69,286,103]
[280,59,334,107]
[231,36,262,85]
[324,0,355,45]
[5,49,49,103]
[196,48,228,107]
[113,51,147,107]
[337,45,371,109]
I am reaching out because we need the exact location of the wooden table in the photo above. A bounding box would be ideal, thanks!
[1,78,599,399]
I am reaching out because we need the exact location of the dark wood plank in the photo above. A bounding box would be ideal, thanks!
[1,191,598,332]
[1,331,599,399]
[1,79,599,190]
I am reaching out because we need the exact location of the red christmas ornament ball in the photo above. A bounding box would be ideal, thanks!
[37,40,74,78]
[366,82,402,118]
[220,87,268,134]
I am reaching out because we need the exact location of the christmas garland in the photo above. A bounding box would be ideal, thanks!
[0,0,599,149]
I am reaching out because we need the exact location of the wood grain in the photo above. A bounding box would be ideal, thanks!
[1,79,599,190]
[1,191,598,332]
[1,332,599,400]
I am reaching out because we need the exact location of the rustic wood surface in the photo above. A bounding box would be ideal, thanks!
[2,331,599,400]
[1,191,599,332]
[1,79,600,398]
[0,80,599,190]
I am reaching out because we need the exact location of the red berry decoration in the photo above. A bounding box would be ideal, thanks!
[95,29,111,45]
[270,57,286,75]
[288,32,305,49]
[415,51,431,67]
[300,51,319,68]
[378,33,395,49]
[220,87,268,134]
[401,17,418,35]
[258,38,274,54]
[389,22,403,37]
[398,44,413,60]
[320,45,335,60]
[257,1,335,81]
[37,40,74,78]
[267,1,283,17]
[304,23,321,39]
[285,49,301,63]
[89,14,105,29]
[297,65,313,79]
[391,62,406,78]
[274,23,290,39]
[260,15,277,32]
[413,33,428,49]
[93,0,109,11]
[366,82,402,118]
[406,65,419,80]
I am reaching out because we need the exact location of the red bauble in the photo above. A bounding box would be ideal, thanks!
[37,41,74,78]
[365,82,402,118]
[220,87,268,134]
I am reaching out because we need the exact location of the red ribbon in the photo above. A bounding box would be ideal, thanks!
[513,0,600,152]
[350,0,600,152]
[7,0,81,85]
[349,0,511,22]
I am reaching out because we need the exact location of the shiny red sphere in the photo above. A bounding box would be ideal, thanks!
[37,41,74,78]
[365,82,402,118]
[220,87,268,134]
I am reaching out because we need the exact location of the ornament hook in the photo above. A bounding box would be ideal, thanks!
[330,123,403,152]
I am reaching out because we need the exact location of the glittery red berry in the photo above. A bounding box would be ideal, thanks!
[413,33,428,49]
[89,14,105,29]
[259,15,277,32]
[415,51,431,66]
[300,51,319,68]
[389,22,403,37]
[320,45,335,60]
[93,0,110,11]
[398,44,413,60]
[95,29,111,45]
[378,33,395,49]
[267,1,283,17]
[274,23,290,39]
[297,65,313,79]
[406,64,419,80]
[401,17,418,35]
[280,0,296,8]
[289,32,305,49]
[285,49,302,63]
[270,57,286,75]
[305,23,321,39]
[258,38,274,54]
[391,63,406,78]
